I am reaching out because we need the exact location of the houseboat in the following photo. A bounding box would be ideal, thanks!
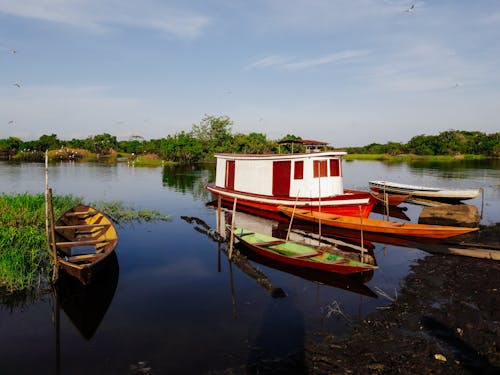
[205,145,374,218]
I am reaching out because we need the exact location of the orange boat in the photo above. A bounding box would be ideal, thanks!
[278,206,479,239]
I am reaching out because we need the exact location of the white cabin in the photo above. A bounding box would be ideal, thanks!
[214,151,346,198]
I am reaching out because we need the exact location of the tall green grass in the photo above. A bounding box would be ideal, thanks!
[0,193,82,292]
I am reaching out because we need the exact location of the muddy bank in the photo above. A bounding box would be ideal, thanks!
[306,254,500,374]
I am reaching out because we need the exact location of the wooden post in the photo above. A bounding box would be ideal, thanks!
[45,150,49,247]
[228,197,237,260]
[47,188,59,282]
[384,183,389,221]
[286,190,300,242]
[358,205,365,262]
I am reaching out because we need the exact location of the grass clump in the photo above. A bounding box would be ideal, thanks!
[0,193,82,292]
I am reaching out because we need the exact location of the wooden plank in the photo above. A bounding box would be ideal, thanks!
[64,211,97,217]
[54,223,110,230]
[253,240,286,247]
[446,247,500,261]
[290,251,320,259]
[56,239,109,247]
[66,253,105,263]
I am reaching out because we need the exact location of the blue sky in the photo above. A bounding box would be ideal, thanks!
[1,0,499,147]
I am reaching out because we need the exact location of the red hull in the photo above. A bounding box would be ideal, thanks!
[206,184,374,218]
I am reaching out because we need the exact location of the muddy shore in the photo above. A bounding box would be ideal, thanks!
[306,253,499,374]
[211,250,499,374]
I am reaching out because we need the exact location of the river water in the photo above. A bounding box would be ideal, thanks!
[0,159,498,374]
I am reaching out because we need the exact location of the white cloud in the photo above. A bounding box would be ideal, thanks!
[284,50,370,70]
[0,0,210,38]
[249,50,370,70]
[247,55,291,69]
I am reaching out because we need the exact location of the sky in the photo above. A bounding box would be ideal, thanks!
[1,0,499,147]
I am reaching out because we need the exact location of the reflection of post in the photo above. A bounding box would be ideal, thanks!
[217,196,222,233]
[54,289,61,375]
[217,243,222,273]
[228,260,237,319]
[228,197,237,259]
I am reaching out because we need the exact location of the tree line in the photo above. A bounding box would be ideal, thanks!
[1,115,499,162]
[347,130,500,157]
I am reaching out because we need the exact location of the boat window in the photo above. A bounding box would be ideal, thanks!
[330,159,340,176]
[294,161,303,179]
[313,160,327,178]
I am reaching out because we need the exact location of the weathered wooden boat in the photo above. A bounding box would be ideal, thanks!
[206,148,374,218]
[52,205,118,284]
[278,206,480,239]
[369,181,481,202]
[229,227,377,274]
[370,191,410,206]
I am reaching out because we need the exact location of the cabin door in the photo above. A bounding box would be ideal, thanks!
[272,161,291,197]
[225,160,235,190]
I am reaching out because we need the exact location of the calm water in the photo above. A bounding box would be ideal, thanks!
[0,159,499,374]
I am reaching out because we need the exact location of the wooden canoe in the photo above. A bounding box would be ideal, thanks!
[52,205,118,284]
[369,181,481,202]
[278,206,479,239]
[370,191,410,206]
[229,227,377,275]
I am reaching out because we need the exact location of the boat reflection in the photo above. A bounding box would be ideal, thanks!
[56,251,119,340]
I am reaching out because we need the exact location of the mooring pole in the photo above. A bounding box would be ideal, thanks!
[45,150,49,246]
[286,190,300,242]
[358,205,365,262]
[47,188,59,282]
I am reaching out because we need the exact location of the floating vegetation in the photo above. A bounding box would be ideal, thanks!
[89,200,171,223]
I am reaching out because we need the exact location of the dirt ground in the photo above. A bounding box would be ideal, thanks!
[305,253,500,374]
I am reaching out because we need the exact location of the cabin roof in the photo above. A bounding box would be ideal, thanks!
[277,139,329,146]
[214,150,346,160]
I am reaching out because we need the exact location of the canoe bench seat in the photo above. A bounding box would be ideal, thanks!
[253,240,286,247]
[290,251,320,258]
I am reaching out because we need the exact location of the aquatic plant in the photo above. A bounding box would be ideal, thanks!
[89,200,171,223]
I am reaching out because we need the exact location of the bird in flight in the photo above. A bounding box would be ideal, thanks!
[405,4,415,12]
[13,83,21,88]
[8,120,15,125]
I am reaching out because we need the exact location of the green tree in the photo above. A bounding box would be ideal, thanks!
[191,115,233,155]
[0,137,23,159]
[86,133,117,155]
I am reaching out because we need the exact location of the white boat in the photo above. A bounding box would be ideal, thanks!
[369,180,481,202]
[206,149,374,218]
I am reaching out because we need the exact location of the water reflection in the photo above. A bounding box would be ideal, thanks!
[56,252,119,340]
[162,163,215,200]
